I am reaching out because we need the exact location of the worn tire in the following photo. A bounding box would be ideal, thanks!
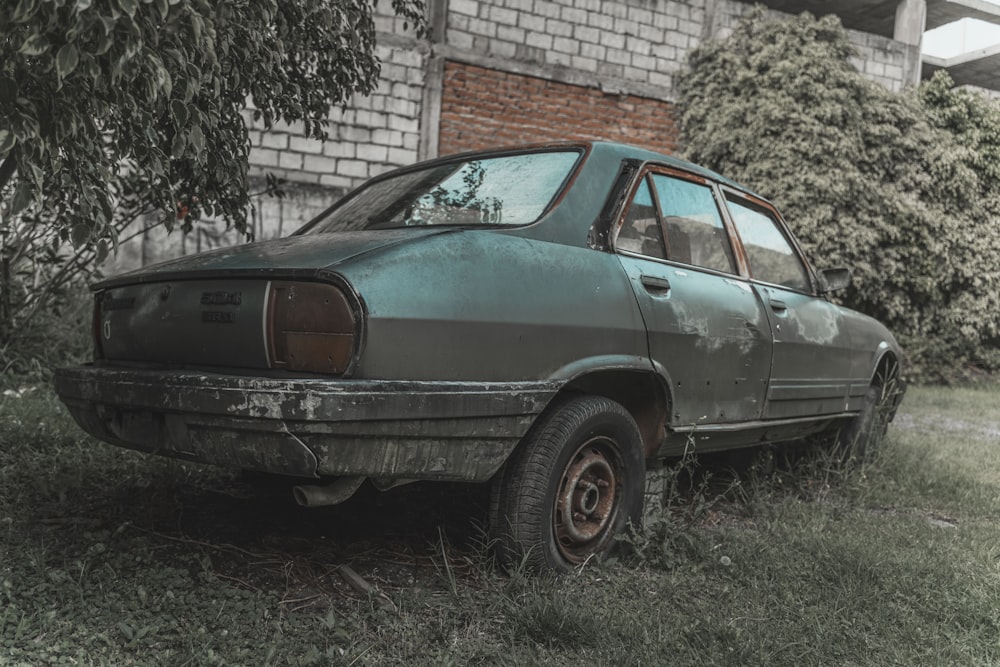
[489,396,644,573]
[835,360,901,461]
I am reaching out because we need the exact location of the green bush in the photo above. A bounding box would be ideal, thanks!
[677,10,1000,381]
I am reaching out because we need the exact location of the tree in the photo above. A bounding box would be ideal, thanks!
[0,0,424,243]
[676,10,1000,380]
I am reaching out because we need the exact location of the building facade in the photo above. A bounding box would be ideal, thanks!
[113,0,917,269]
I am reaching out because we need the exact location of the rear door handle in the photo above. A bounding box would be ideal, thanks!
[769,298,787,311]
[640,275,671,295]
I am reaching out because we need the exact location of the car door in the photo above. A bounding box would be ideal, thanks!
[721,190,855,419]
[614,169,773,426]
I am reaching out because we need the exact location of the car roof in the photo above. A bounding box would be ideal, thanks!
[431,140,769,203]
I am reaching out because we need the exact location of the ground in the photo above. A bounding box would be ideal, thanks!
[1,384,998,665]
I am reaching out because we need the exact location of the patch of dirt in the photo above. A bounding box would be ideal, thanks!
[892,412,1000,439]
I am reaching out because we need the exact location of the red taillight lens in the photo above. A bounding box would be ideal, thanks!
[266,281,357,375]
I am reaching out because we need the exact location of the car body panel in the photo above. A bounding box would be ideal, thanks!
[617,254,772,425]
[337,230,648,382]
[754,283,861,419]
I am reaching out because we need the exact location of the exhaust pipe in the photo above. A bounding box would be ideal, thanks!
[293,476,365,507]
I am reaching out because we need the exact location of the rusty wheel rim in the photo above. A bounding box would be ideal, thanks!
[554,436,623,563]
[874,357,902,437]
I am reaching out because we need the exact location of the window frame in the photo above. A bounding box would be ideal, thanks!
[718,186,819,295]
[612,164,743,279]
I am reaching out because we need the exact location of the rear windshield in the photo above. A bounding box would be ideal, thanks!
[302,149,581,233]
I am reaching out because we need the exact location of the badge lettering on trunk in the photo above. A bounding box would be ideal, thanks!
[201,291,242,306]
[202,311,237,323]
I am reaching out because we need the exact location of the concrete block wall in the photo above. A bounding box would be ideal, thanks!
[246,44,427,190]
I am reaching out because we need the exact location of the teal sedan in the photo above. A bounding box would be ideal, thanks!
[55,142,905,572]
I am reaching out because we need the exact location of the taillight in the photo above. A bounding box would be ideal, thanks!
[266,281,358,375]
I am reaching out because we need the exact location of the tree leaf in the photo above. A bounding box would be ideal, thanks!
[189,124,205,154]
[0,129,15,155]
[56,44,80,79]
[19,34,50,56]
[12,0,39,23]
[169,99,189,128]
[9,181,34,218]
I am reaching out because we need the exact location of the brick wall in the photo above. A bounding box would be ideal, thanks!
[439,62,679,155]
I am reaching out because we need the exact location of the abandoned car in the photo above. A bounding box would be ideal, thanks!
[55,141,905,572]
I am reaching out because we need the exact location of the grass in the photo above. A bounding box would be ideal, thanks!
[1,383,999,665]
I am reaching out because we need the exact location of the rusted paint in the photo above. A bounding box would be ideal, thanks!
[55,366,560,481]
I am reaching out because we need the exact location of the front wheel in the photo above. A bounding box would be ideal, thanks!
[835,358,902,461]
[489,396,645,573]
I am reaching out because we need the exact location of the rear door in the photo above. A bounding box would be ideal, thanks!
[721,191,855,419]
[614,169,772,426]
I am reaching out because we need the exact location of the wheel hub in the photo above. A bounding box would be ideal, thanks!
[555,439,622,560]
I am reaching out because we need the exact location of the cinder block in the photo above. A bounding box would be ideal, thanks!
[571,54,598,72]
[338,159,369,178]
[580,42,606,60]
[278,151,304,170]
[449,31,475,50]
[553,35,579,54]
[546,18,574,38]
[526,31,554,50]
[289,136,323,154]
[489,5,519,26]
[302,154,339,174]
[318,173,355,189]
[451,0,480,17]
[560,6,587,25]
[249,147,279,168]
[546,49,572,67]
[387,146,418,165]
[490,38,518,58]
[357,144,389,163]
[322,142,357,159]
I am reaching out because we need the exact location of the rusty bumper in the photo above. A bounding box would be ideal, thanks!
[54,366,561,481]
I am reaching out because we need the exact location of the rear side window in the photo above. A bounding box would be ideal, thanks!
[617,178,667,259]
[651,174,736,274]
[726,197,811,292]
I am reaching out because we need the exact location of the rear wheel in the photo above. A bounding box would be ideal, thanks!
[490,396,644,573]
[836,357,901,461]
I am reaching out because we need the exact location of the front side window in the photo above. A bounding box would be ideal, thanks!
[651,174,736,274]
[726,197,811,292]
[303,150,581,233]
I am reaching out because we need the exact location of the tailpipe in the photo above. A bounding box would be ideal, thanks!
[293,476,365,507]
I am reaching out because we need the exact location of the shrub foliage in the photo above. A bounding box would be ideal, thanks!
[677,10,1000,381]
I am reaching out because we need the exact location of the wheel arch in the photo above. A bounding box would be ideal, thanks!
[870,346,901,387]
[548,368,671,461]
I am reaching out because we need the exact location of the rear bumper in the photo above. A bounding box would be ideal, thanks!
[54,365,560,481]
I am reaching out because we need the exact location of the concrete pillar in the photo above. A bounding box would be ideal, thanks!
[894,0,926,86]
[418,0,448,161]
